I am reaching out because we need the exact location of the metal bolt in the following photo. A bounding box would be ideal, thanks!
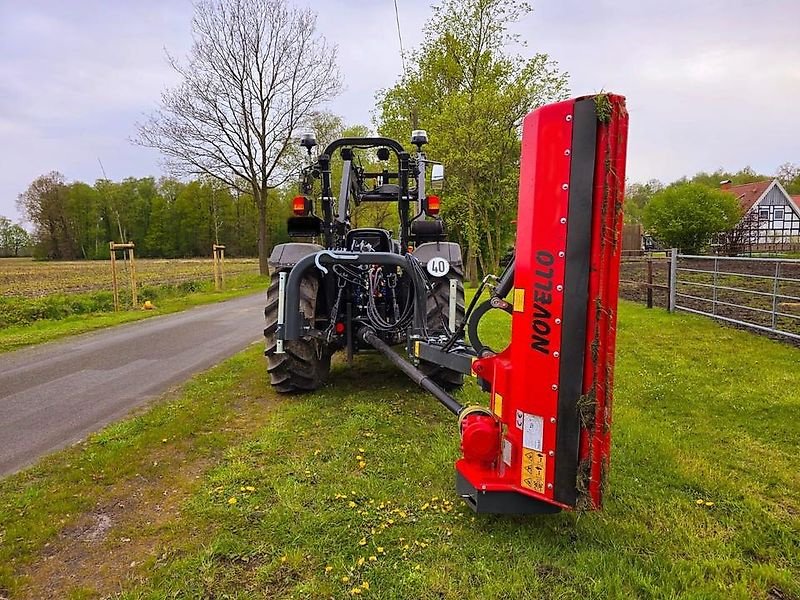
[558,251,565,258]
[550,417,556,424]
[555,318,561,325]
[556,284,563,292]
[553,351,560,358]
[566,115,572,122]
[548,450,555,457]
[560,217,567,224]
[561,183,569,191]
[564,149,571,156]
[547,483,553,490]
[551,384,558,391]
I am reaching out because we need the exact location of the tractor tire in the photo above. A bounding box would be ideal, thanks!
[419,265,466,390]
[264,271,330,393]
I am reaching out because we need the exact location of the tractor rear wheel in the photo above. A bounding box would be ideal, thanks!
[419,266,466,390]
[264,271,330,393]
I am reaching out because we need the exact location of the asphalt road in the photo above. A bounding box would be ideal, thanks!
[0,292,266,477]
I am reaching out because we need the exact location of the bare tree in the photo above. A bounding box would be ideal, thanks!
[136,0,341,274]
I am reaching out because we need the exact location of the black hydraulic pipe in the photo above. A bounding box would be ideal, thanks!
[494,256,515,299]
[283,251,428,341]
[359,328,464,417]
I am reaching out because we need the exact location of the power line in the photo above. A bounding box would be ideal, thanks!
[393,0,407,74]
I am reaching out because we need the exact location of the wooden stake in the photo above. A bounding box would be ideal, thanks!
[110,242,119,312]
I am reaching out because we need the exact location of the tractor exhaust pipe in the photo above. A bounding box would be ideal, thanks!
[358,328,464,416]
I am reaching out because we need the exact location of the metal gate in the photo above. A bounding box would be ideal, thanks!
[668,252,800,341]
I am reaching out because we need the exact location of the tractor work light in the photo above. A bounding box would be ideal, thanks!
[411,129,428,147]
[292,196,311,216]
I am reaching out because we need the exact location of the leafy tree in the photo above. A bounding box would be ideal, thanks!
[376,0,568,280]
[17,172,78,259]
[2,223,31,257]
[643,183,741,254]
[0,216,32,257]
[624,179,663,224]
[775,162,800,195]
[137,0,341,274]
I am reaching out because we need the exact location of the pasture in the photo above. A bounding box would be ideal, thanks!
[0,257,259,298]
[0,300,797,599]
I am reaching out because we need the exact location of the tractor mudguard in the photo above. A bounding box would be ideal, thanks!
[268,242,323,274]
[412,242,463,268]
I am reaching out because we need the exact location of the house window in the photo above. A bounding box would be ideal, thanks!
[759,209,769,221]
[774,208,784,220]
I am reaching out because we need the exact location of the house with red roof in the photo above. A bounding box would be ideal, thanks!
[722,179,800,248]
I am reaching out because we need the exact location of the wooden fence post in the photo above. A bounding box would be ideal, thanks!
[109,242,119,312]
[213,244,226,291]
[646,257,653,309]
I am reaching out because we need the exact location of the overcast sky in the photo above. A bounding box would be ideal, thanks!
[1,0,798,223]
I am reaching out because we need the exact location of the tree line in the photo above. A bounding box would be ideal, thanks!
[14,172,293,260]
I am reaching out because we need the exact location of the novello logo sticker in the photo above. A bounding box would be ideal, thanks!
[426,257,450,277]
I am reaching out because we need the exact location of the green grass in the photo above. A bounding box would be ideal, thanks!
[0,301,798,599]
[0,273,266,352]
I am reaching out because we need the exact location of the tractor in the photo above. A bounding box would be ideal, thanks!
[265,94,629,515]
[264,130,466,392]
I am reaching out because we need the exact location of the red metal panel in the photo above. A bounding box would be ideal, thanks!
[578,95,629,509]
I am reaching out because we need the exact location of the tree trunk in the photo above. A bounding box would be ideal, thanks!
[255,186,269,275]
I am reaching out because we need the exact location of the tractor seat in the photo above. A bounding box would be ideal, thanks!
[360,183,400,202]
[410,219,446,243]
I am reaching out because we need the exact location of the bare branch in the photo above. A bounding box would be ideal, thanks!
[134,0,341,272]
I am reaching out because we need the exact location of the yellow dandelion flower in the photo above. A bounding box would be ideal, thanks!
[704,501,715,507]
[358,461,366,469]
[358,447,365,452]
[421,503,429,510]
[350,588,362,595]
[696,499,705,505]
[325,566,333,573]
[342,576,350,582]
[358,537,367,546]
[245,485,256,492]
[348,501,357,508]
[280,556,287,563]
[227,497,237,505]
[356,455,364,461]
[369,555,377,562]
[362,582,370,589]
[377,547,384,554]
[357,557,365,566]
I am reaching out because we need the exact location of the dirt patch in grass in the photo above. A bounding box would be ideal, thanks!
[22,456,208,599]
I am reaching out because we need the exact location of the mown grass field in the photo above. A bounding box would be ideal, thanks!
[0,301,797,599]
[0,257,265,351]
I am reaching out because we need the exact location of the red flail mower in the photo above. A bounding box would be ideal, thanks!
[270,94,629,514]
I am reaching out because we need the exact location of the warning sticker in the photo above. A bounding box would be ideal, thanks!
[493,392,503,418]
[521,449,547,494]
[522,413,544,451]
[513,288,525,312]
